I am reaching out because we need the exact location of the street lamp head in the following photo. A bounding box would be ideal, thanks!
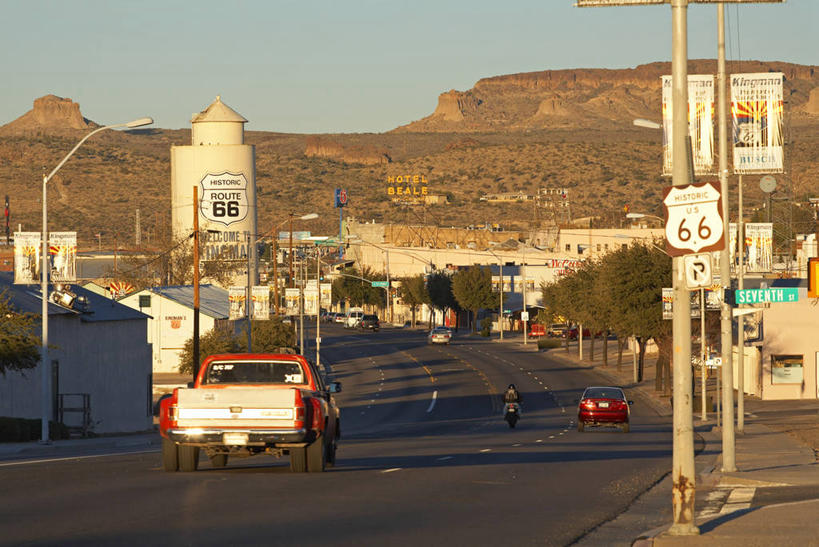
[125,117,154,128]
[633,118,662,130]
[626,213,646,219]
[300,213,319,220]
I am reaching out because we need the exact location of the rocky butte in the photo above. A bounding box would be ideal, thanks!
[0,95,98,135]
[393,60,819,133]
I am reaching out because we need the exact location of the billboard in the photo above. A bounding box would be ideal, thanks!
[13,232,40,284]
[48,232,77,283]
[731,73,784,174]
[662,75,715,176]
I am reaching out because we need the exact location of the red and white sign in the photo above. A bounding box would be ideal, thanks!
[662,181,725,257]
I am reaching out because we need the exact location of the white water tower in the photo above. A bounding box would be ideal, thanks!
[171,96,257,280]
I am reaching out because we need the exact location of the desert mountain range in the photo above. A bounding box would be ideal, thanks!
[1,60,817,250]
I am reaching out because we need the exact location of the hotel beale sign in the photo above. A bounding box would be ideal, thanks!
[387,174,428,204]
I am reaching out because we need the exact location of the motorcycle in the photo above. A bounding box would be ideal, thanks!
[504,403,520,428]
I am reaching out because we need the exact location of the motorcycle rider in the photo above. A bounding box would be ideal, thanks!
[503,384,522,404]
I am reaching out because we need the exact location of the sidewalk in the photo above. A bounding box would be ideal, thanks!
[521,334,819,546]
[0,431,159,462]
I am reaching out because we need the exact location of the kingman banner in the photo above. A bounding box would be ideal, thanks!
[13,232,41,284]
[49,232,77,283]
[662,75,715,176]
[731,73,784,174]
[228,286,246,320]
[284,288,300,316]
[251,286,270,320]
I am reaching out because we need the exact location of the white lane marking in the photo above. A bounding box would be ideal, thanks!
[549,435,555,439]
[480,448,492,453]
[559,432,565,436]
[426,390,439,413]
[437,456,454,461]
[382,468,402,473]
[512,443,522,447]
[726,487,755,504]
[0,449,158,467]
[536,439,543,443]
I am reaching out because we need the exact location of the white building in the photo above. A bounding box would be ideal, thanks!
[0,273,153,434]
[118,285,231,374]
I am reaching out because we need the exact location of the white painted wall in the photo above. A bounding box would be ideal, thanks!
[119,290,217,374]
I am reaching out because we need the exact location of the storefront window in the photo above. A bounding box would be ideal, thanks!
[771,354,803,384]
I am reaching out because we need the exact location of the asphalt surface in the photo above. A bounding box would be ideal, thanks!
[0,326,676,546]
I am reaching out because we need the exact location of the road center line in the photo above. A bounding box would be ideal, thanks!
[0,449,158,467]
[382,468,402,473]
[426,390,438,413]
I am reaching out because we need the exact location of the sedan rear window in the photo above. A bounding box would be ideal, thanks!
[583,387,624,400]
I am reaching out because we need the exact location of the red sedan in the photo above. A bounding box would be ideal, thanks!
[577,386,632,433]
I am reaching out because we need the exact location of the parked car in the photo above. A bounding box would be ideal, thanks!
[428,326,452,345]
[576,386,633,433]
[359,314,380,331]
[529,324,546,337]
[563,326,592,340]
[333,313,346,324]
[547,323,569,338]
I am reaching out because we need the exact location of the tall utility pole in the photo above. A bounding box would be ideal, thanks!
[192,188,201,380]
[737,175,746,433]
[135,208,141,247]
[717,2,737,472]
[668,0,698,536]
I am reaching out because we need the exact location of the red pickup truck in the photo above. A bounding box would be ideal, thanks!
[159,353,341,473]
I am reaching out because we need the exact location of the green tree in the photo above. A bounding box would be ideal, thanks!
[397,274,428,327]
[426,271,457,327]
[452,265,497,333]
[0,291,40,375]
[177,317,296,375]
[178,325,236,376]
[600,242,671,382]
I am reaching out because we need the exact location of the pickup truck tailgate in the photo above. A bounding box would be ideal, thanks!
[176,387,299,429]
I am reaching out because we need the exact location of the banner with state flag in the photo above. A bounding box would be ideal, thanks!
[731,73,784,174]
[48,232,77,283]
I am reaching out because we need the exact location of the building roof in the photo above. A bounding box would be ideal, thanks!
[0,272,149,323]
[149,284,230,319]
[191,96,247,124]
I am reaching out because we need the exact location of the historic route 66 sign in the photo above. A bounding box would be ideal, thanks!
[200,172,249,226]
[662,181,725,257]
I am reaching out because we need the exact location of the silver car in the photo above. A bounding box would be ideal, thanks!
[428,327,452,345]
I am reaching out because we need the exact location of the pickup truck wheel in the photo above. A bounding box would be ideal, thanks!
[162,437,178,472]
[209,454,228,468]
[325,440,337,467]
[307,437,326,472]
[178,445,200,472]
[289,448,307,473]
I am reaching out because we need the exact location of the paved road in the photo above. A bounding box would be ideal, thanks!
[0,326,674,546]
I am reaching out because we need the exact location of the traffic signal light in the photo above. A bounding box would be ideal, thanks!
[809,257,819,298]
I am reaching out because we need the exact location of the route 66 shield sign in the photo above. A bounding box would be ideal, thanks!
[200,172,249,226]
[662,181,725,257]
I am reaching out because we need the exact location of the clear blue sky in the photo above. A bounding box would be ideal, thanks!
[1,0,815,134]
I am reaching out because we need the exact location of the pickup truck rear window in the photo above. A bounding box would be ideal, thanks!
[203,361,307,385]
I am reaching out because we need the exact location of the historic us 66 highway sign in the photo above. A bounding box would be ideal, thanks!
[662,181,725,257]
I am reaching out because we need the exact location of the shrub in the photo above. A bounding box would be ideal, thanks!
[537,338,562,350]
[480,317,493,337]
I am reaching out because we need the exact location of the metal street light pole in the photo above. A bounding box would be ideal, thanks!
[306,236,329,369]
[717,2,737,471]
[668,0,698,535]
[39,116,152,443]
[487,248,504,341]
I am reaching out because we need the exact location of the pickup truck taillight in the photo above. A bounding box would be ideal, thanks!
[294,390,306,428]
[310,398,324,431]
